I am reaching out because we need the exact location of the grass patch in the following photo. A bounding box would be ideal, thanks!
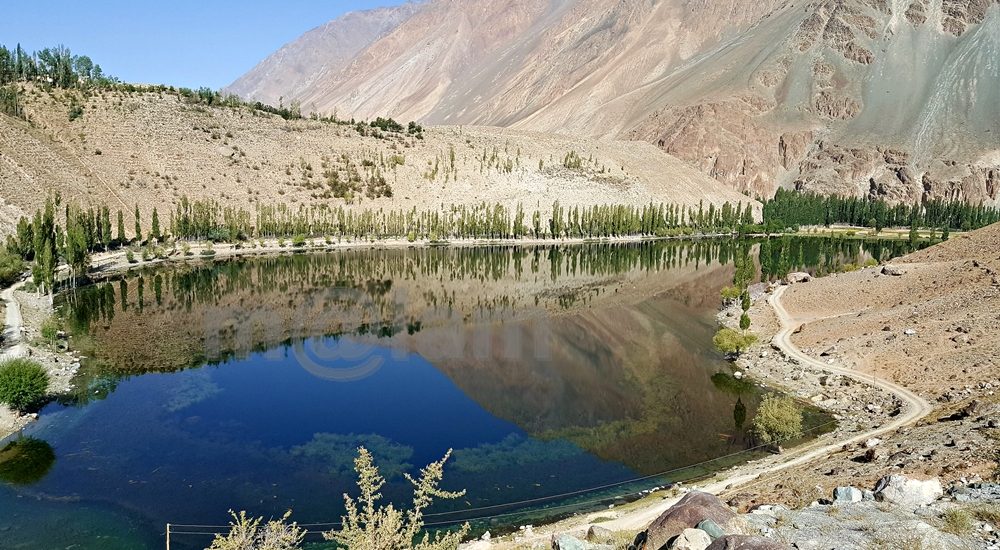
[941,508,973,535]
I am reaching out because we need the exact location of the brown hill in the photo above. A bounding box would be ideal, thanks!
[0,85,755,237]
[228,0,1000,203]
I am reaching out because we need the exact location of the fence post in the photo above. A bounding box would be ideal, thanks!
[166,523,170,550]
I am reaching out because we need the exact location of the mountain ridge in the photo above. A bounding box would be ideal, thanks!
[227,0,1000,204]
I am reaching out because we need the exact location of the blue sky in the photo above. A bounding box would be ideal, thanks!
[0,1,398,89]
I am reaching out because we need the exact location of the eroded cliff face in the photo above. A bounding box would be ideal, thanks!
[229,0,1000,203]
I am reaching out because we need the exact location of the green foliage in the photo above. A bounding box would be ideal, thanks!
[0,250,25,287]
[0,85,23,119]
[323,447,469,550]
[750,394,803,445]
[40,316,60,342]
[713,327,758,357]
[291,234,306,248]
[0,358,49,412]
[720,286,742,302]
[739,312,751,332]
[67,101,84,121]
[208,510,305,550]
[125,249,137,264]
[763,188,999,232]
[0,438,55,485]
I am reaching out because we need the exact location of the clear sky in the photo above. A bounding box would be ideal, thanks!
[0,0,399,89]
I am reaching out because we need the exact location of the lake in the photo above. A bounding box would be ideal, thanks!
[0,237,919,549]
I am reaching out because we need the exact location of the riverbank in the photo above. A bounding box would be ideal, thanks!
[0,282,83,440]
[476,223,1000,548]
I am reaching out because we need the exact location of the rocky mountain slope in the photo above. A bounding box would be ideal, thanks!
[0,85,755,237]
[228,0,1000,203]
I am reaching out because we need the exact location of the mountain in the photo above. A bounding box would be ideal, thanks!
[228,0,1000,204]
[0,85,755,237]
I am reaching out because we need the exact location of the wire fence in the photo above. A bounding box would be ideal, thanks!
[164,419,838,548]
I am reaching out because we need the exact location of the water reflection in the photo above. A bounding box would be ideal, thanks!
[0,437,56,485]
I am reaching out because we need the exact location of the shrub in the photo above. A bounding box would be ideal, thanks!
[0,251,25,287]
[0,358,49,412]
[941,508,973,535]
[720,286,742,302]
[713,327,758,356]
[750,394,803,446]
[39,316,60,342]
[291,234,306,248]
[407,231,417,243]
[324,447,469,549]
[125,250,137,264]
[209,511,304,550]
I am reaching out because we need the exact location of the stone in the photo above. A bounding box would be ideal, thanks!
[670,528,712,550]
[833,486,862,504]
[881,265,907,276]
[552,533,613,550]
[864,438,882,448]
[586,525,612,541]
[785,272,812,284]
[874,475,943,508]
[705,535,787,549]
[643,492,737,550]
[696,519,726,539]
[903,328,917,336]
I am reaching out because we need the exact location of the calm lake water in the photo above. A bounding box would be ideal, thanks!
[0,237,919,549]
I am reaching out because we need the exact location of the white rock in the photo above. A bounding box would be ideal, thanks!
[669,528,711,550]
[874,475,943,508]
[733,371,743,379]
[904,328,917,336]
[864,438,882,448]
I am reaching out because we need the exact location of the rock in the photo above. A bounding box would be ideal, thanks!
[670,528,712,550]
[903,328,917,336]
[864,438,882,448]
[874,475,943,508]
[860,447,887,463]
[552,533,612,550]
[785,272,812,284]
[881,265,907,276]
[705,535,787,549]
[643,492,736,550]
[733,371,743,379]
[696,519,726,540]
[833,486,862,504]
[586,525,612,542]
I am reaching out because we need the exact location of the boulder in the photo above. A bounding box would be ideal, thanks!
[695,519,725,540]
[832,486,862,504]
[706,535,788,549]
[670,528,712,550]
[881,265,907,276]
[784,272,812,284]
[552,533,613,550]
[873,475,943,508]
[643,492,736,550]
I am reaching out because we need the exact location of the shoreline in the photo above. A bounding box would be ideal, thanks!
[464,269,933,546]
[0,235,938,545]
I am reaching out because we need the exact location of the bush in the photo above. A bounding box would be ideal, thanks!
[0,251,25,287]
[941,508,973,535]
[0,358,49,412]
[713,327,758,356]
[291,234,306,248]
[750,394,803,446]
[125,250,137,264]
[720,286,742,302]
[40,316,60,342]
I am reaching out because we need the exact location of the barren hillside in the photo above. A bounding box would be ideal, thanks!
[0,85,755,237]
[229,0,1000,203]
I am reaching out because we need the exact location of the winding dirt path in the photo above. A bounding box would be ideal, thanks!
[0,280,27,361]
[497,284,935,544]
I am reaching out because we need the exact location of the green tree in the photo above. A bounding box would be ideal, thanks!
[134,205,142,243]
[713,327,757,357]
[750,394,803,446]
[150,207,161,241]
[116,210,126,245]
[740,312,751,332]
